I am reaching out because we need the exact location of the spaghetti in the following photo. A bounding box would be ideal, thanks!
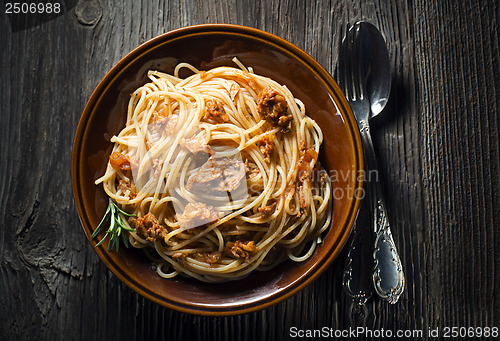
[95,59,332,282]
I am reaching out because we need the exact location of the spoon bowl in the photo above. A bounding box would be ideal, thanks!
[355,22,392,118]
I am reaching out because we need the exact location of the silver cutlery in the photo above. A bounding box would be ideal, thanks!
[339,22,405,304]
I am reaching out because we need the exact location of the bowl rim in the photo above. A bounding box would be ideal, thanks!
[71,23,363,316]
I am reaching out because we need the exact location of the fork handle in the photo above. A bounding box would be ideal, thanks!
[342,219,374,305]
[359,121,405,304]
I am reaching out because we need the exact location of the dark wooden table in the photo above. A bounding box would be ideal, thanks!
[1,0,498,340]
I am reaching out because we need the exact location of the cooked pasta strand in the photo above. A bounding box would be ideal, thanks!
[95,61,332,282]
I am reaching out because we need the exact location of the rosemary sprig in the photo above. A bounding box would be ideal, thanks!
[92,198,136,252]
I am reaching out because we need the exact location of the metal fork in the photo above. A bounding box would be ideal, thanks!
[339,25,374,305]
[339,23,405,304]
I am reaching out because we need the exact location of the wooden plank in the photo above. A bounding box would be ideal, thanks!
[413,0,500,331]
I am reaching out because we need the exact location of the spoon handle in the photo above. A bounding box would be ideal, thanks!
[359,121,405,304]
[372,194,405,303]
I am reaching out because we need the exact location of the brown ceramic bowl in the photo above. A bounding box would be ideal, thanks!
[72,24,363,316]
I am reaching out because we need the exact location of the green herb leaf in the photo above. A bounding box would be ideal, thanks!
[92,198,136,251]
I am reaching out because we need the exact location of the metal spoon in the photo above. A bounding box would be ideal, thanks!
[339,22,404,304]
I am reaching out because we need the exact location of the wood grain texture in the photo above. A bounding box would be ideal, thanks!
[0,0,498,339]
